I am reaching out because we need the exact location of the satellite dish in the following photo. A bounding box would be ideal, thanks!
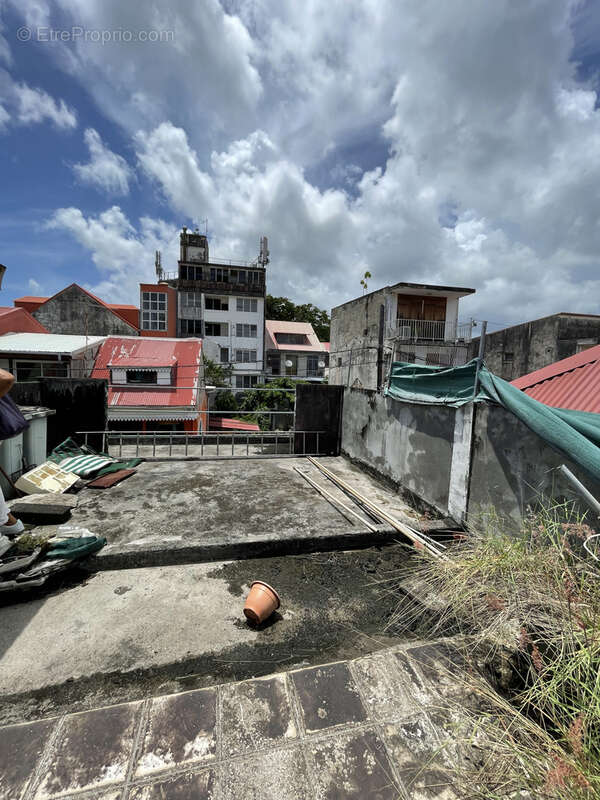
[285,359,293,367]
[318,361,325,368]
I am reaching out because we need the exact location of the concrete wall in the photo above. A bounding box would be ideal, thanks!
[468,403,600,529]
[330,290,387,389]
[11,378,107,451]
[341,387,455,514]
[33,285,138,336]
[471,314,600,381]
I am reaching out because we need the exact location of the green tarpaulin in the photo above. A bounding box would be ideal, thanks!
[386,359,600,483]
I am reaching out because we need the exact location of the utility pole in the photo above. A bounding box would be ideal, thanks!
[376,304,385,391]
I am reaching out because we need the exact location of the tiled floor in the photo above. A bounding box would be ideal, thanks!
[0,641,471,800]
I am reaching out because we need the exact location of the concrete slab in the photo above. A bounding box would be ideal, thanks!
[33,457,429,569]
[0,545,414,724]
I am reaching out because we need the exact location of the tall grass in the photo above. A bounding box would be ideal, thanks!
[389,502,600,798]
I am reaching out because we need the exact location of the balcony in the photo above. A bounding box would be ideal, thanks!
[388,318,473,343]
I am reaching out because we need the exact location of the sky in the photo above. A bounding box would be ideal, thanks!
[1,1,600,332]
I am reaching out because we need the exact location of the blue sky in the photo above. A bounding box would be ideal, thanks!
[1,0,600,332]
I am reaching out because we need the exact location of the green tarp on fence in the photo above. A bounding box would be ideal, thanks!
[386,359,600,483]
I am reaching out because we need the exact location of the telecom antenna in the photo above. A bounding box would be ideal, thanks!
[155,250,163,280]
[258,236,269,267]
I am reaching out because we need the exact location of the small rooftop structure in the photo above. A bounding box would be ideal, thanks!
[265,320,326,352]
[512,344,600,413]
[91,337,206,427]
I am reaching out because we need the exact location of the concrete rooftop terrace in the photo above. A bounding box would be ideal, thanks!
[54,457,438,569]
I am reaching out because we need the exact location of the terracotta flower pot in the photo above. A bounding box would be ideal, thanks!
[244,581,281,624]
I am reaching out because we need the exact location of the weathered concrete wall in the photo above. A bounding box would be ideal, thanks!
[11,378,107,451]
[468,403,600,528]
[471,313,600,381]
[33,285,138,336]
[294,383,343,455]
[330,290,387,389]
[341,388,455,514]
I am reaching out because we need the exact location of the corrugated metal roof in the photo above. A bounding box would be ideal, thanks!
[511,345,600,413]
[92,337,202,409]
[0,333,105,354]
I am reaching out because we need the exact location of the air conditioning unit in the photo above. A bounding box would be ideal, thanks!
[398,325,412,341]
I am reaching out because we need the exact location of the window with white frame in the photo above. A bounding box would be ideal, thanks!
[236,298,258,313]
[205,322,228,336]
[181,291,202,307]
[236,323,257,338]
[234,349,257,363]
[15,360,70,381]
[141,291,167,331]
[205,296,228,311]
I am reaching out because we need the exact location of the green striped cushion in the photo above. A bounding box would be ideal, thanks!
[58,454,115,477]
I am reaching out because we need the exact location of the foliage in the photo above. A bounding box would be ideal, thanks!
[213,389,237,412]
[203,357,233,388]
[360,270,372,294]
[387,503,600,799]
[266,295,330,341]
[237,377,299,430]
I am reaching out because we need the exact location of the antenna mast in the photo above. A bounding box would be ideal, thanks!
[155,250,163,281]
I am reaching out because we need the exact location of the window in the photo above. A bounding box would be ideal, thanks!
[205,322,228,337]
[126,370,157,384]
[234,349,257,363]
[275,332,307,345]
[267,352,280,375]
[307,355,320,376]
[15,360,69,381]
[180,319,202,336]
[503,351,514,363]
[219,347,229,363]
[181,291,202,308]
[180,265,204,281]
[576,339,596,354]
[235,375,258,388]
[141,291,167,331]
[209,267,229,283]
[236,323,257,338]
[236,298,258,313]
[205,296,228,311]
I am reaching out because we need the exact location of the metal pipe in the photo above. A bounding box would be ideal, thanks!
[294,467,378,531]
[558,464,600,517]
[307,457,445,557]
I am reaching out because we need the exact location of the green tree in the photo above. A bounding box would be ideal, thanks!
[203,357,233,387]
[360,270,372,295]
[238,377,300,430]
[266,295,330,341]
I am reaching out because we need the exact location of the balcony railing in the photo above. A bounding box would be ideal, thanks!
[388,318,473,342]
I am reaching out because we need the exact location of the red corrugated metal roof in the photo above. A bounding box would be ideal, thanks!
[209,417,260,431]
[92,337,202,409]
[511,345,600,413]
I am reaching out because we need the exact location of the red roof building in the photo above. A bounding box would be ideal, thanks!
[264,320,327,381]
[511,345,600,414]
[0,306,49,335]
[91,337,207,431]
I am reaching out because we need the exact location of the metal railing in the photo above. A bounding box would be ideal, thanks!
[388,318,473,342]
[75,430,329,459]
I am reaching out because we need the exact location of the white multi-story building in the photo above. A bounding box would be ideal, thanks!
[159,227,268,388]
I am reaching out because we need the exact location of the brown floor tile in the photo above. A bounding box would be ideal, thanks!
[34,701,140,799]
[0,718,55,800]
[135,689,217,777]
[128,769,216,799]
[221,674,297,757]
[291,662,366,734]
[309,728,401,800]
[220,746,309,800]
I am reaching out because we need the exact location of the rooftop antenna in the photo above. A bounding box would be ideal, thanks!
[258,236,269,267]
[155,250,163,281]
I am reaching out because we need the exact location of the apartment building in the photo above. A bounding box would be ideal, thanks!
[150,229,268,388]
[329,281,476,389]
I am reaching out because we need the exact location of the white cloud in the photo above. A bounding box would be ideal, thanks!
[13,82,77,128]
[73,128,133,195]
[23,0,600,326]
[28,278,42,293]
